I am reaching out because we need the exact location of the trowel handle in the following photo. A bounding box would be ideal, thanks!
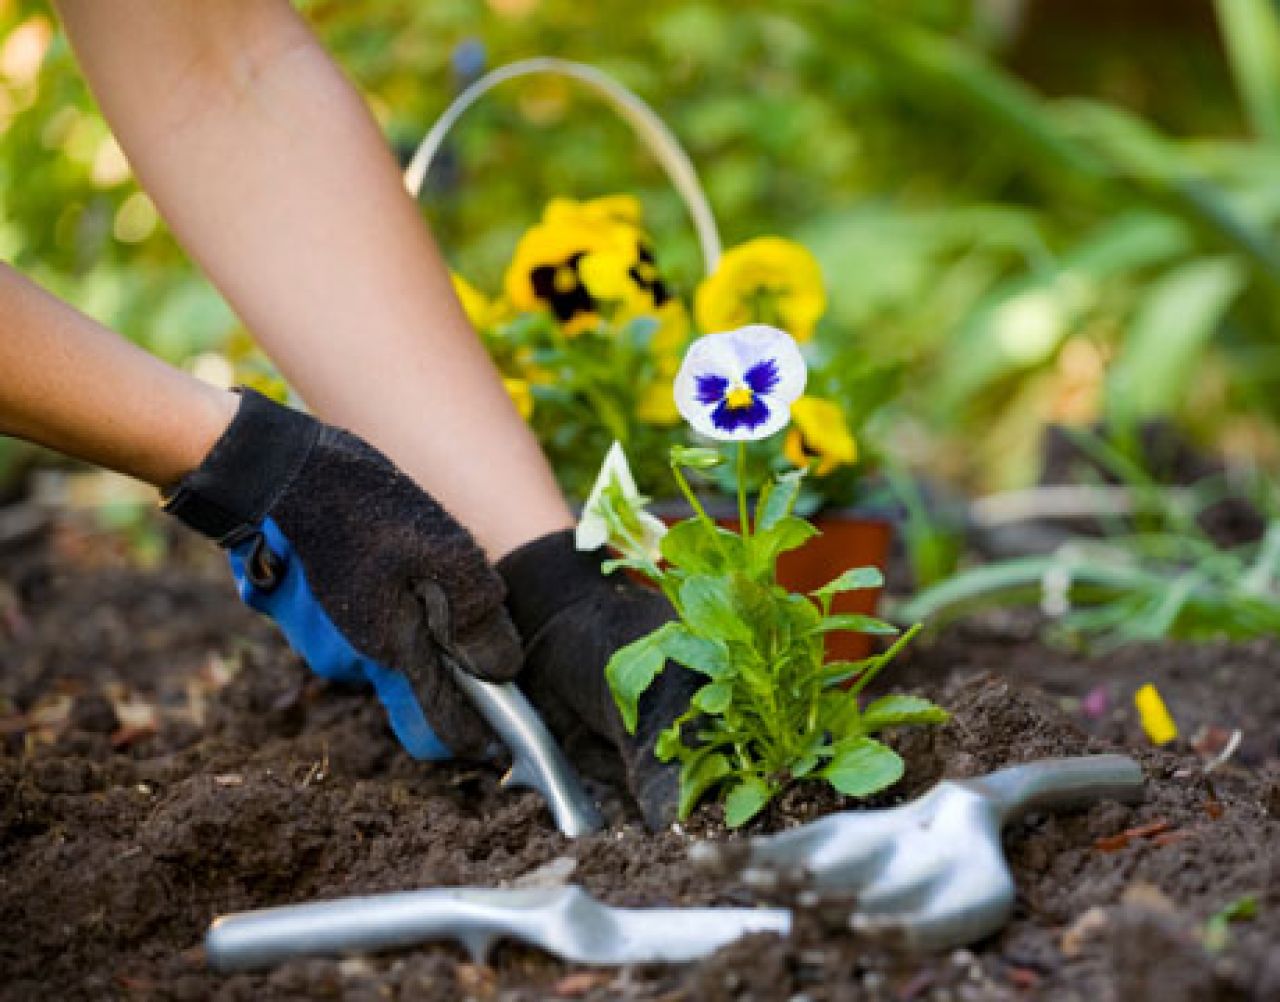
[972,754,1144,824]
[206,886,562,972]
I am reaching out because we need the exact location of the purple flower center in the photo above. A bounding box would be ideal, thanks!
[692,356,782,434]
[711,395,771,433]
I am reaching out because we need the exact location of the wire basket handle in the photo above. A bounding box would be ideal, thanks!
[403,57,722,276]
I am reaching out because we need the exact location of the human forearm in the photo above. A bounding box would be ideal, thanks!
[0,265,236,487]
[53,0,571,556]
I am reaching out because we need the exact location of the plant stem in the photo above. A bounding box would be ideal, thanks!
[737,442,751,539]
[671,462,718,534]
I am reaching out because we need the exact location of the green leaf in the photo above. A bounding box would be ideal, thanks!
[1214,0,1280,143]
[677,751,733,820]
[693,681,734,714]
[1108,257,1246,424]
[747,516,818,578]
[605,622,681,733]
[661,519,738,575]
[680,575,754,643]
[822,738,904,798]
[601,556,655,577]
[755,469,805,531]
[663,628,732,679]
[848,624,924,697]
[861,694,951,731]
[655,725,685,762]
[898,557,1061,623]
[724,776,774,827]
[670,445,724,469]
[821,659,873,685]
[818,689,866,738]
[811,613,899,636]
[812,566,885,601]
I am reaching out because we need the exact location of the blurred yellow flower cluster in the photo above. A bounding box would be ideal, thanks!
[505,195,673,336]
[453,194,862,493]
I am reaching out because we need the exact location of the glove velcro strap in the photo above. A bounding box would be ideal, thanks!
[496,529,613,642]
[163,388,320,546]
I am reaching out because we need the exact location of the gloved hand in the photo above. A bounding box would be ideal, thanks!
[497,530,700,829]
[163,388,521,759]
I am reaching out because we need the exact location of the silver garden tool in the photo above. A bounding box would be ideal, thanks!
[204,755,1140,971]
[419,576,602,838]
[692,753,1144,951]
[448,664,603,838]
[205,885,791,972]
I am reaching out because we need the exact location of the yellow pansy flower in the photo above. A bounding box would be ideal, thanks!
[695,237,827,341]
[503,377,534,420]
[1134,684,1178,746]
[783,397,858,476]
[504,195,671,335]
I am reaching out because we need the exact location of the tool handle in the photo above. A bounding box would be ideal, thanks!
[403,57,722,277]
[449,666,603,837]
[971,754,1144,824]
[206,887,561,972]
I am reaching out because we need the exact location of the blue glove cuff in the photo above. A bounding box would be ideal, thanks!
[229,517,452,761]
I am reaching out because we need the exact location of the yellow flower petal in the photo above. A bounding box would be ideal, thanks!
[783,427,809,471]
[695,236,827,341]
[1134,684,1178,746]
[451,272,493,330]
[503,377,534,420]
[579,249,641,304]
[637,380,682,426]
[651,300,691,356]
[786,396,858,476]
[561,311,601,337]
[545,194,642,228]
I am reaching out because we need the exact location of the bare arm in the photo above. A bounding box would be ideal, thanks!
[52,0,571,557]
[0,265,236,487]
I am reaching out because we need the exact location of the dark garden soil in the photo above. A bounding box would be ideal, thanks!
[1,508,1277,1001]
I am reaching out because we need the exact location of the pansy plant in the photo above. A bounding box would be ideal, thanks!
[585,326,948,827]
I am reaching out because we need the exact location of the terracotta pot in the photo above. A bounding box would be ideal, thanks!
[655,505,893,662]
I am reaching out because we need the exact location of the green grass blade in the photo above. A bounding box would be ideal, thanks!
[1214,0,1280,144]
[1108,256,1247,424]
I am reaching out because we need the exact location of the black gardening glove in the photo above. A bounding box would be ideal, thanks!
[163,388,521,759]
[497,530,701,829]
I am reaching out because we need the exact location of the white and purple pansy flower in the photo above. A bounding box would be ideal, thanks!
[674,325,807,441]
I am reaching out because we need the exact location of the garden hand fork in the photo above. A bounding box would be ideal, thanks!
[692,754,1144,951]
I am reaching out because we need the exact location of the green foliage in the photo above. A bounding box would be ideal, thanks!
[902,435,1280,647]
[4,1,1280,495]
[484,310,683,499]
[602,446,946,826]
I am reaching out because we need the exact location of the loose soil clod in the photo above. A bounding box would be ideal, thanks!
[1,512,1277,1000]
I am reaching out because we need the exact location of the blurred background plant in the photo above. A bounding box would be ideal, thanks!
[901,430,1280,645]
[4,0,1279,503]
